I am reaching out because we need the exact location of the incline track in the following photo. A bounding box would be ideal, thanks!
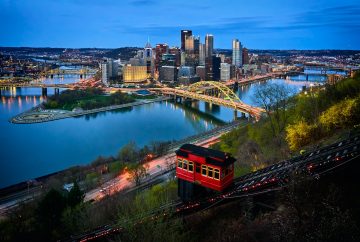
[68,134,360,242]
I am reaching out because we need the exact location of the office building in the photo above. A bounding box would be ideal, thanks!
[101,58,118,86]
[196,66,206,80]
[220,63,231,81]
[181,30,192,51]
[169,47,181,66]
[232,39,242,67]
[205,34,214,58]
[155,44,169,72]
[159,66,177,83]
[178,66,195,77]
[144,39,153,77]
[242,47,249,65]
[212,56,221,81]
[199,43,205,65]
[161,54,176,67]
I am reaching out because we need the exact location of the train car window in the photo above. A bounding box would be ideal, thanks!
[183,160,188,170]
[201,165,207,176]
[208,167,213,178]
[196,163,201,173]
[177,159,183,168]
[189,162,194,172]
[214,169,220,180]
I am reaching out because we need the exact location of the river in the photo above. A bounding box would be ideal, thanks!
[0,73,331,188]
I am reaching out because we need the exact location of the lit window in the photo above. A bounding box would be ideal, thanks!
[208,167,213,178]
[214,169,220,180]
[177,159,183,168]
[201,165,207,176]
[183,160,188,170]
[189,162,194,172]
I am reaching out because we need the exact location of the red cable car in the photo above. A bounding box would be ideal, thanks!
[175,144,236,192]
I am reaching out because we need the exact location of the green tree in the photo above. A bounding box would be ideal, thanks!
[118,141,139,163]
[67,182,85,208]
[285,119,318,151]
[319,97,360,131]
[36,189,66,239]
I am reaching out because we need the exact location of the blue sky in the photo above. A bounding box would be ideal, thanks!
[1,0,359,49]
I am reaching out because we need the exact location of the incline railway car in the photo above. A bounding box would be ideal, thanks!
[176,144,236,192]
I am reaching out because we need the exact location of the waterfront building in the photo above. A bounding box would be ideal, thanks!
[232,39,242,67]
[181,30,192,51]
[212,56,221,81]
[159,66,177,83]
[205,55,221,81]
[123,65,148,83]
[220,63,231,81]
[101,58,118,86]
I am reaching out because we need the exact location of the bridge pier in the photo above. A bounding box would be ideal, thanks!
[54,88,60,97]
[233,81,238,91]
[41,87,47,97]
[306,74,309,81]
[233,110,238,120]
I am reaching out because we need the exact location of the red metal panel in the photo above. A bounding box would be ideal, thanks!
[188,154,206,164]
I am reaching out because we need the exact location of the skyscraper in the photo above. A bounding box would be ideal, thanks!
[144,39,153,77]
[199,43,205,65]
[232,39,243,67]
[205,34,214,58]
[155,43,169,72]
[181,30,192,51]
[242,47,249,65]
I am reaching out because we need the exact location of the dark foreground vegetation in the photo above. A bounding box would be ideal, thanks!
[1,73,359,241]
[44,88,135,110]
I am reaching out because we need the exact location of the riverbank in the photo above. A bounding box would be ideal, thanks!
[10,96,171,124]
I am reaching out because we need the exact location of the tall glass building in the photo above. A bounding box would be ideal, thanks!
[232,39,242,67]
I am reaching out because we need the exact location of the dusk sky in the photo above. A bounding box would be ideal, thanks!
[1,0,360,50]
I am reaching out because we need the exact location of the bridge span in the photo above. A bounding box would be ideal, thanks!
[150,81,265,120]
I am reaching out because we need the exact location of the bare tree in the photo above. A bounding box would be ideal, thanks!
[127,163,149,186]
[254,82,294,139]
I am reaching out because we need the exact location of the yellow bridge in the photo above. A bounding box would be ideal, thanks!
[151,81,265,120]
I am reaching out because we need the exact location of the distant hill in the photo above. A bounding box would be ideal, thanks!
[100,47,142,61]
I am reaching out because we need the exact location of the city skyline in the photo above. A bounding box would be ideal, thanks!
[1,0,360,50]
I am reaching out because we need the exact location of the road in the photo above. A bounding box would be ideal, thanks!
[84,134,224,202]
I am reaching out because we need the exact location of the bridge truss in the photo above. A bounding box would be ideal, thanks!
[187,81,243,108]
